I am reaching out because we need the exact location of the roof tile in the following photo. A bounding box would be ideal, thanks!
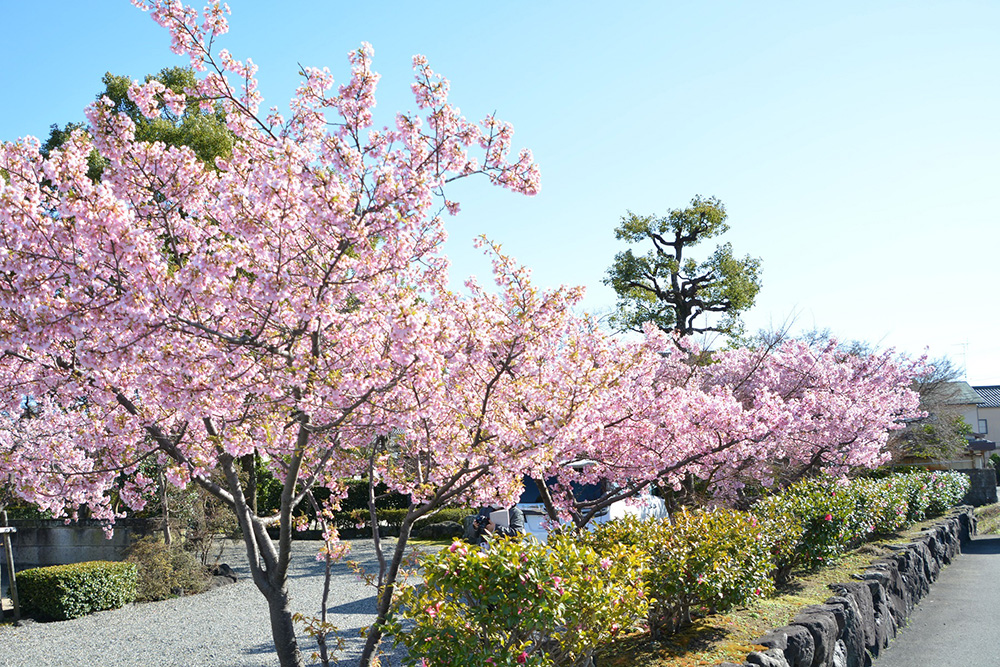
[973,385,1000,407]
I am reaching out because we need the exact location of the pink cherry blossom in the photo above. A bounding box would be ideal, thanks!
[0,3,541,666]
[0,3,926,667]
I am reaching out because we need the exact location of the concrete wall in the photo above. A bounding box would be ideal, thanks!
[5,519,156,571]
[1,519,165,599]
[716,506,976,667]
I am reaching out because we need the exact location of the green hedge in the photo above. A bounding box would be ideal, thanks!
[386,471,970,646]
[19,561,138,620]
[390,533,647,667]
[335,507,469,534]
[582,508,774,639]
[380,507,469,529]
[753,470,970,576]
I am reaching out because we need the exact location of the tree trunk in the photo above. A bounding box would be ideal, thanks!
[534,477,562,526]
[217,452,304,667]
[242,453,258,514]
[159,468,172,546]
[265,585,305,667]
[358,514,417,667]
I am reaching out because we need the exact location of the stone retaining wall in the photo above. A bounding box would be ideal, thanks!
[716,506,976,667]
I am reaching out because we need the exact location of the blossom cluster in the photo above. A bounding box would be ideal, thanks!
[0,0,923,573]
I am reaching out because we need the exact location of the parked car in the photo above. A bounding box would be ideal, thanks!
[515,461,668,543]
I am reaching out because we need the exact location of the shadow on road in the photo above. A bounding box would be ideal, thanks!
[962,535,1000,555]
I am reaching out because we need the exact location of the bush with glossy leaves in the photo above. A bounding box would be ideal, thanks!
[389,533,646,667]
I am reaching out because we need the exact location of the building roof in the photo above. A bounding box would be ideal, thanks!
[973,385,1000,408]
[968,438,998,452]
[944,381,987,406]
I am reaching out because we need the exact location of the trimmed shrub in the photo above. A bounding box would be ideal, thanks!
[919,470,969,516]
[19,561,137,620]
[854,477,909,534]
[755,478,867,572]
[389,534,646,667]
[751,499,805,585]
[583,509,774,638]
[319,478,413,530]
[338,478,411,513]
[752,471,971,576]
[125,536,211,601]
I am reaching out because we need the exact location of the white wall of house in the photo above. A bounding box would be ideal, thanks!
[961,405,983,435]
[975,405,1000,440]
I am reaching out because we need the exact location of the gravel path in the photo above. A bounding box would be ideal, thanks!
[0,538,437,667]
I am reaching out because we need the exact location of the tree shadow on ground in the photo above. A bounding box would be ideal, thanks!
[324,595,377,616]
[595,622,739,667]
[963,534,1000,555]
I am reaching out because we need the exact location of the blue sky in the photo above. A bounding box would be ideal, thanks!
[2,1,999,381]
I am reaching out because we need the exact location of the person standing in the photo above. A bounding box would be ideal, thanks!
[470,505,525,546]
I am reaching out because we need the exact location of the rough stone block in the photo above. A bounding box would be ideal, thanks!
[747,649,790,667]
[829,581,875,654]
[831,639,848,667]
[792,608,839,667]
[824,595,867,667]
[757,624,814,667]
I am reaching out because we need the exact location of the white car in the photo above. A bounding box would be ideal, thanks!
[515,466,668,543]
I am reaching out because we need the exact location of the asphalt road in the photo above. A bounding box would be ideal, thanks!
[874,533,1000,666]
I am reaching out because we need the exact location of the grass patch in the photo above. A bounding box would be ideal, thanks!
[404,537,454,547]
[597,511,974,667]
[975,504,1000,535]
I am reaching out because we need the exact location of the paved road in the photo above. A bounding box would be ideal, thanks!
[874,533,1000,666]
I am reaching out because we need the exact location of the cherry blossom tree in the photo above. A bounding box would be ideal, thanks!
[534,331,926,527]
[0,4,930,667]
[0,2,546,665]
[342,239,630,663]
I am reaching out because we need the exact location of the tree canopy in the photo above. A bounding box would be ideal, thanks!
[889,356,973,462]
[0,4,925,667]
[604,196,762,336]
[40,65,233,180]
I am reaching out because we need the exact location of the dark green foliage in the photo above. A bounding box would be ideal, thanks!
[125,536,211,601]
[338,478,412,513]
[888,357,974,462]
[42,66,233,182]
[99,67,233,166]
[0,494,52,520]
[583,509,775,638]
[604,195,761,336]
[374,507,467,531]
[254,456,284,516]
[753,471,969,577]
[40,122,107,181]
[18,561,138,620]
